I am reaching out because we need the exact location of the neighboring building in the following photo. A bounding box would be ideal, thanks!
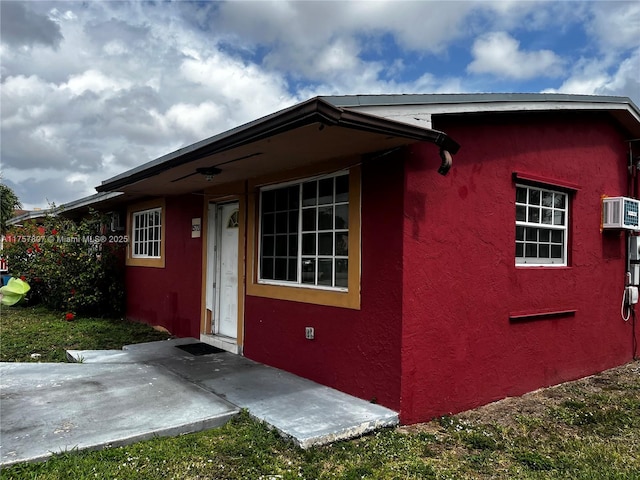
[78,94,639,423]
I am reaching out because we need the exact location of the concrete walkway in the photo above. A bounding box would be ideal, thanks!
[0,338,398,465]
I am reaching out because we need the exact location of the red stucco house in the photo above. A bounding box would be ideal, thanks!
[91,94,640,424]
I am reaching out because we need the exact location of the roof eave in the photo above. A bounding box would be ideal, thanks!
[97,97,459,193]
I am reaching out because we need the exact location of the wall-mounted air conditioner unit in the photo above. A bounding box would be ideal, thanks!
[602,196,640,230]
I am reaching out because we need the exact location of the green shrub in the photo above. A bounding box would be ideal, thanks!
[3,209,125,317]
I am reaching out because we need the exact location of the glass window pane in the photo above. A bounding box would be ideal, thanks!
[275,212,288,233]
[515,243,523,257]
[516,187,527,204]
[539,229,550,242]
[525,227,538,241]
[551,230,563,243]
[288,185,300,209]
[335,232,348,256]
[335,175,349,203]
[302,258,315,284]
[335,259,348,287]
[525,243,537,257]
[551,245,563,258]
[302,233,316,255]
[554,211,565,226]
[318,232,333,255]
[288,211,299,232]
[134,214,140,229]
[302,208,316,231]
[335,204,349,229]
[262,235,274,256]
[318,206,333,230]
[318,259,333,286]
[275,188,288,211]
[542,192,553,207]
[542,208,552,224]
[261,258,274,280]
[302,182,317,207]
[539,244,550,258]
[263,213,275,234]
[516,226,524,241]
[516,205,526,222]
[262,190,276,213]
[288,234,297,256]
[275,235,287,256]
[554,193,566,209]
[528,207,540,223]
[274,258,287,280]
[287,259,297,282]
[318,178,333,205]
[529,189,540,205]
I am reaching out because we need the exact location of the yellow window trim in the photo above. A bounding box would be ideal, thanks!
[246,166,361,310]
[126,198,166,268]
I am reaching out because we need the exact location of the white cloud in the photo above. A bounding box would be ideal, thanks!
[1,0,639,210]
[544,47,640,100]
[467,31,565,80]
[63,70,132,96]
[587,1,640,50]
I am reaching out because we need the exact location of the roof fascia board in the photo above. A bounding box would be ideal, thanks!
[345,100,640,122]
[7,210,51,226]
[58,192,124,213]
[323,93,638,110]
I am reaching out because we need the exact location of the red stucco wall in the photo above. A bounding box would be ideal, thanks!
[126,195,202,338]
[243,157,405,410]
[400,112,636,423]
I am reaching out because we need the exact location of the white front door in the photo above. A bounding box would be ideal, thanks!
[215,202,239,338]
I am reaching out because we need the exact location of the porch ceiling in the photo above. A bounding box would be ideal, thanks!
[113,124,432,196]
[96,97,460,197]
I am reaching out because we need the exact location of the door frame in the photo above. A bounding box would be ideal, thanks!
[200,195,245,354]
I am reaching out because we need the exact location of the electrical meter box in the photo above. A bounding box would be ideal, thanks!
[602,196,640,230]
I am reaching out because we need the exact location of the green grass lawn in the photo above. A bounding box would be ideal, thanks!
[0,305,170,362]
[1,306,639,479]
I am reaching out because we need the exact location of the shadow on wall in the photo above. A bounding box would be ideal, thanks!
[602,231,623,259]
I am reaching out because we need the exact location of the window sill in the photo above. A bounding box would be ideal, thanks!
[515,265,572,270]
[126,257,165,268]
[510,308,576,322]
[246,281,360,309]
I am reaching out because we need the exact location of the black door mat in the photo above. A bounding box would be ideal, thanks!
[175,343,226,356]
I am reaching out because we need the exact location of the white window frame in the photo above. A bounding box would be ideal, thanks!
[132,207,162,259]
[515,184,568,266]
[258,171,350,291]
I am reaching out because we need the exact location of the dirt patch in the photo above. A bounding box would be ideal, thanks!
[399,360,640,433]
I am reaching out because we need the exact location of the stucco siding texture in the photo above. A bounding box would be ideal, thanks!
[243,156,404,411]
[400,111,635,423]
[126,194,203,338]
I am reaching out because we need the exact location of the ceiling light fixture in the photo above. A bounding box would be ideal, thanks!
[195,166,222,181]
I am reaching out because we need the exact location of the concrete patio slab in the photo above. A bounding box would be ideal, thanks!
[0,361,239,466]
[69,338,399,448]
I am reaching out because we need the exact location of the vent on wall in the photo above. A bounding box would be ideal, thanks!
[602,197,640,230]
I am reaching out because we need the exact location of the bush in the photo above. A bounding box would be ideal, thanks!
[3,209,125,317]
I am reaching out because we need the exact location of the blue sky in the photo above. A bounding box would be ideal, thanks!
[1,0,638,209]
